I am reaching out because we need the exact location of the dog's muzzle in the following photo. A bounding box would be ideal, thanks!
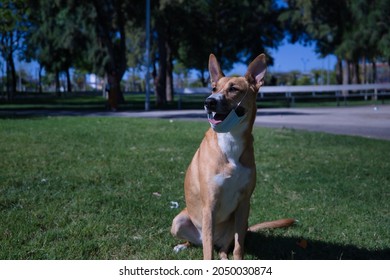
[204,94,246,133]
[204,97,218,112]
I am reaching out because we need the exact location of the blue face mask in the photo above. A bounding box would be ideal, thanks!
[207,88,249,133]
[208,108,245,133]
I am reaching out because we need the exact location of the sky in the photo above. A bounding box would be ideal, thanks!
[228,40,337,75]
[269,41,337,72]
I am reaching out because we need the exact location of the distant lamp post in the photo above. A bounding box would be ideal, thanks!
[327,55,330,85]
[301,58,309,73]
[145,0,151,111]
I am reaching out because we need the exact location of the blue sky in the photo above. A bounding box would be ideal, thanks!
[228,40,337,75]
[269,41,337,72]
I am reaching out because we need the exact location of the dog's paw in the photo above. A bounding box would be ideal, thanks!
[173,243,189,253]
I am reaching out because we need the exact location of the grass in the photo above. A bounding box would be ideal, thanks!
[0,116,389,260]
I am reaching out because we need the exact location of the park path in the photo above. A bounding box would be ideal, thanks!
[96,105,390,140]
[254,105,390,140]
[2,105,390,140]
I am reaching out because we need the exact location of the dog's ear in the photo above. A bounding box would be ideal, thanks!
[209,54,225,85]
[245,54,267,89]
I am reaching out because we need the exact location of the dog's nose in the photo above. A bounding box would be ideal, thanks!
[204,98,217,111]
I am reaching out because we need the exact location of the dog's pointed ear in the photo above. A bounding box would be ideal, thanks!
[245,54,267,89]
[209,54,224,84]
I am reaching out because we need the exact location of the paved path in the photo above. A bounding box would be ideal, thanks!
[99,105,390,140]
[2,105,390,140]
[255,105,390,140]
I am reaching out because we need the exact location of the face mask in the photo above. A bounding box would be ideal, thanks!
[208,108,245,133]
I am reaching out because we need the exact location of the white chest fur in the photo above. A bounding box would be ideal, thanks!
[213,132,251,222]
[216,132,244,164]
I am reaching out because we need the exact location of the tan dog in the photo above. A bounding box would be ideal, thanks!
[171,54,294,260]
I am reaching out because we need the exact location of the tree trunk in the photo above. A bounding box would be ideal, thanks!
[199,69,208,87]
[93,0,126,105]
[165,24,174,103]
[38,65,43,93]
[55,71,61,96]
[166,42,173,103]
[155,24,167,106]
[362,56,367,84]
[342,59,350,95]
[372,60,377,83]
[152,56,158,95]
[107,71,119,111]
[115,71,125,104]
[6,52,17,100]
[6,60,11,100]
[355,61,360,84]
[115,3,126,105]
[66,68,72,92]
[351,61,359,84]
[131,67,136,92]
[336,57,342,85]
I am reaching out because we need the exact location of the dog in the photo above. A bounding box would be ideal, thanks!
[171,53,294,260]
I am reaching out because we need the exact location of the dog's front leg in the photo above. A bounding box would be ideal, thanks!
[233,198,250,260]
[202,207,215,260]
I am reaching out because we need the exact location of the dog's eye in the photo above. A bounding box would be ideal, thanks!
[229,85,238,92]
[212,87,217,92]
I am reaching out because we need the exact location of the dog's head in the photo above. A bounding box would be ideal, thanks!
[205,54,267,133]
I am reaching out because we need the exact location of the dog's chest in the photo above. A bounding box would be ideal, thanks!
[213,133,252,221]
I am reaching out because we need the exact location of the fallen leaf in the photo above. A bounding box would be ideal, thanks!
[170,201,179,209]
[297,239,308,249]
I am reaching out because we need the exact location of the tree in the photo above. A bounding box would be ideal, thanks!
[349,0,390,82]
[177,0,284,86]
[126,22,145,93]
[25,0,96,93]
[376,0,390,61]
[148,0,284,106]
[280,0,351,84]
[280,0,390,84]
[90,0,126,103]
[25,0,144,101]
[87,0,145,105]
[149,0,185,105]
[0,0,29,99]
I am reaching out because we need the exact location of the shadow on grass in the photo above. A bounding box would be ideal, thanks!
[245,231,390,260]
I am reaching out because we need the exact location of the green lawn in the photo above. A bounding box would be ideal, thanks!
[0,117,389,259]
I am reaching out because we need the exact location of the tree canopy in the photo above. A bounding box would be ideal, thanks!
[281,0,390,83]
[1,0,389,101]
[0,0,29,98]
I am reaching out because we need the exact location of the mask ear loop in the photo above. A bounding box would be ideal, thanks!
[234,88,249,117]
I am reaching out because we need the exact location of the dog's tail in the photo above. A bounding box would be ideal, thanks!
[248,218,296,232]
